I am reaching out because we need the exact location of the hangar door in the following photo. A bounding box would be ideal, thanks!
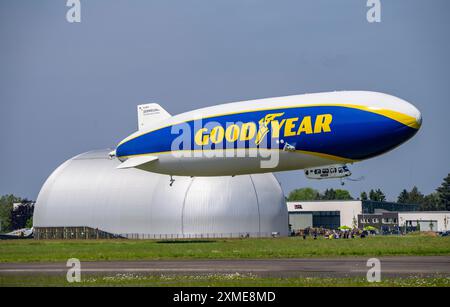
[289,211,340,230]
[418,220,438,232]
[312,211,340,229]
[289,213,313,230]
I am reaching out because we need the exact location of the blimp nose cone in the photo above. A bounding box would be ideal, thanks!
[405,102,422,129]
[414,108,422,128]
[338,92,422,161]
[379,98,422,155]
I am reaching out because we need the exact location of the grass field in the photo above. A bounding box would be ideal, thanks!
[1,273,449,287]
[1,235,450,263]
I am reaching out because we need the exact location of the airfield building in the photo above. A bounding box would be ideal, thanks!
[287,201,450,233]
[33,149,289,239]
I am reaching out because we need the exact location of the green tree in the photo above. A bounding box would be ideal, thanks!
[25,217,33,229]
[319,188,353,200]
[437,173,450,211]
[321,188,336,200]
[288,188,353,201]
[360,191,368,201]
[334,189,354,200]
[397,189,409,203]
[0,194,22,232]
[287,188,321,201]
[407,186,425,204]
[420,192,444,211]
[369,189,386,202]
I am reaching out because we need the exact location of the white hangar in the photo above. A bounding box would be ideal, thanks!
[33,149,289,239]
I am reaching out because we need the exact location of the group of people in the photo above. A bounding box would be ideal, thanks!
[292,227,371,239]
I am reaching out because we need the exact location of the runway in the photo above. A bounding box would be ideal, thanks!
[1,256,449,278]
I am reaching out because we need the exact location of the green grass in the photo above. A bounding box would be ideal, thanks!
[1,236,449,263]
[1,273,449,287]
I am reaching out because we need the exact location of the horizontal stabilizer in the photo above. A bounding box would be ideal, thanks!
[117,155,158,169]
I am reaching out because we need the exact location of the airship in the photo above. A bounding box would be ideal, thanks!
[113,91,421,178]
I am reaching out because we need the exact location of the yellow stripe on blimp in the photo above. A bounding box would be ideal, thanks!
[118,104,420,146]
[342,105,420,130]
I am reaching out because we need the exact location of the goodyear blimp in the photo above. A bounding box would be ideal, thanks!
[113,91,421,179]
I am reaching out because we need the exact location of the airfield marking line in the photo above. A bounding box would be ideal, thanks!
[1,256,449,278]
[0,268,270,273]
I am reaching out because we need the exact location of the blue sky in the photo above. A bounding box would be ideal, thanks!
[1,0,449,200]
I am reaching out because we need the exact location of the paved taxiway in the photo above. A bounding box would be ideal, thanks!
[1,256,449,278]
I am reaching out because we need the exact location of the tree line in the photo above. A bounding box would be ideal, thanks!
[287,173,450,211]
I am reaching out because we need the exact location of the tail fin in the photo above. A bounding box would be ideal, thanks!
[137,103,171,131]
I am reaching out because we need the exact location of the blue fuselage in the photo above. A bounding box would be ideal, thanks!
[117,105,419,162]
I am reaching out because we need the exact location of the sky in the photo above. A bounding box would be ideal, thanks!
[0,0,449,201]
